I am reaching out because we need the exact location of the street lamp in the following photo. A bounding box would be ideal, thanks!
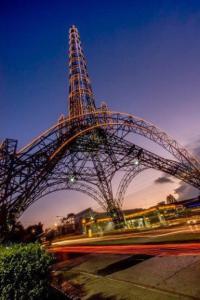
[69,176,75,183]
[133,158,139,165]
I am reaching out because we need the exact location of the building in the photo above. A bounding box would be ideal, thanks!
[55,196,200,236]
[79,196,200,234]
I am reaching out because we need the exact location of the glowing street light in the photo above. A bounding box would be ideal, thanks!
[69,176,75,183]
[133,158,139,165]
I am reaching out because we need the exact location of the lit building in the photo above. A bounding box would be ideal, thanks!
[54,196,200,236]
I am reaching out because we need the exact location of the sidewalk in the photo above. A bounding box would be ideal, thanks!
[53,253,200,299]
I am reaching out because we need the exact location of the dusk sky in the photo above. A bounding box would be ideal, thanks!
[1,1,200,227]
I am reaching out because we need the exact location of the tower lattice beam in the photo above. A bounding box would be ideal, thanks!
[68,25,96,117]
[0,25,200,240]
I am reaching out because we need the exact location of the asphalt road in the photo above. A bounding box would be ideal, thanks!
[50,242,200,256]
[51,224,200,246]
[50,224,200,256]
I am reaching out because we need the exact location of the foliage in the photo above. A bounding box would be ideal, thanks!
[0,243,54,300]
[0,219,44,244]
[23,222,44,243]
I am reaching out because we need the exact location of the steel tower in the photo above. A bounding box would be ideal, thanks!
[0,25,200,240]
[68,25,125,224]
[68,25,96,117]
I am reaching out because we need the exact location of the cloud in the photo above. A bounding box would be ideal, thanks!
[175,137,200,201]
[185,137,200,161]
[152,138,200,200]
[154,175,174,184]
[174,184,199,201]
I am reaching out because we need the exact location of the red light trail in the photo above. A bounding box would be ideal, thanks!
[50,242,200,256]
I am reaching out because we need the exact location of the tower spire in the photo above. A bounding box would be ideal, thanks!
[68,25,96,117]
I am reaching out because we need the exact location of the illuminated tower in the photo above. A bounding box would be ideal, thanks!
[1,24,199,241]
[68,25,96,117]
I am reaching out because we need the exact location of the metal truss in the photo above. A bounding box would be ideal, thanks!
[0,112,199,222]
[0,25,200,236]
[68,25,96,117]
[116,165,148,208]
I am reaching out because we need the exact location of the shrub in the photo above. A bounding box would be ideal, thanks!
[0,243,54,300]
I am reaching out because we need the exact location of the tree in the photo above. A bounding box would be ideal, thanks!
[24,222,44,242]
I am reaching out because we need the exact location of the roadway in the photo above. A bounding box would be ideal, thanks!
[50,224,200,256]
[51,224,200,245]
[50,243,200,256]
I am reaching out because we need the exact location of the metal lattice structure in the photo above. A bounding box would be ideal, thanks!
[0,25,200,236]
[68,25,96,117]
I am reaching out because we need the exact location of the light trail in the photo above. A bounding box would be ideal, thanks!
[50,243,200,256]
[51,225,200,246]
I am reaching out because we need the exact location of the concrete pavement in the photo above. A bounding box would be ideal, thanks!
[53,253,200,299]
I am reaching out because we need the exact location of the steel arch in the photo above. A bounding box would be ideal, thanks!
[0,111,200,225]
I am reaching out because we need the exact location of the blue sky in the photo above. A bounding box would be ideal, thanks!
[1,0,200,227]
